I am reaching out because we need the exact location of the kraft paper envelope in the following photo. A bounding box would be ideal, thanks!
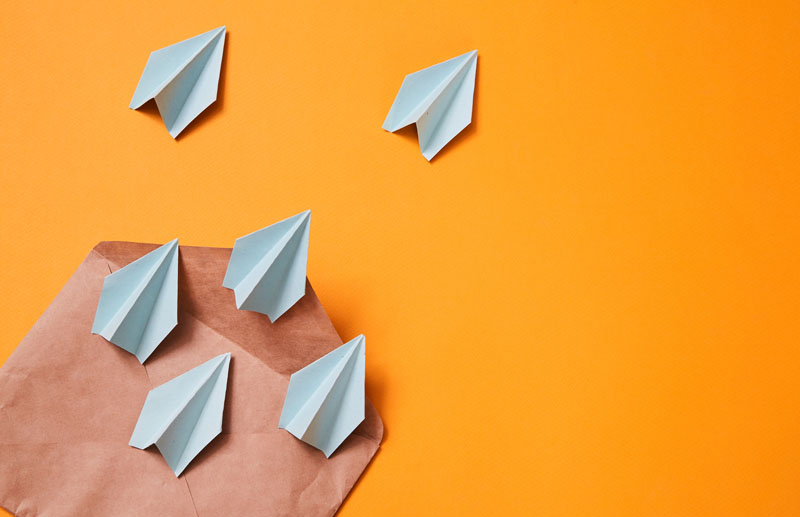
[0,241,383,517]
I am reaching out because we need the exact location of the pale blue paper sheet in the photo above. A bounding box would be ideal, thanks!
[383,50,478,160]
[222,210,311,323]
[129,353,231,477]
[91,239,179,364]
[279,335,366,457]
[130,26,226,138]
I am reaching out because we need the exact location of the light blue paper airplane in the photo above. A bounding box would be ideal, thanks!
[129,353,231,477]
[383,50,478,161]
[129,26,226,138]
[279,335,366,457]
[222,210,311,323]
[91,239,179,364]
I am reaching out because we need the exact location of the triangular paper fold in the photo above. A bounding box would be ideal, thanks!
[279,335,366,457]
[222,210,311,323]
[130,26,226,138]
[383,50,478,160]
[91,239,179,363]
[129,353,231,476]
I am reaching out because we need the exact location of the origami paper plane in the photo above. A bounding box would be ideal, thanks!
[91,239,178,363]
[129,26,226,138]
[383,50,478,161]
[129,353,231,477]
[223,210,311,323]
[279,334,366,457]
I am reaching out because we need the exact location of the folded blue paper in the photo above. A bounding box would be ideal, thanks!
[279,335,366,457]
[91,239,179,364]
[129,353,231,477]
[223,210,311,323]
[383,50,478,160]
[130,26,226,138]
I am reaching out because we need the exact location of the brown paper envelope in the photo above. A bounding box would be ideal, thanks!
[0,241,383,517]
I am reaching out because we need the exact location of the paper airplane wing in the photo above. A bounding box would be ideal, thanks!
[223,210,311,322]
[279,335,366,457]
[129,26,226,138]
[383,50,478,160]
[416,51,477,160]
[129,353,231,476]
[91,239,178,363]
[382,52,471,131]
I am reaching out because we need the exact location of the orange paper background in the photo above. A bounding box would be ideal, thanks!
[2,1,799,516]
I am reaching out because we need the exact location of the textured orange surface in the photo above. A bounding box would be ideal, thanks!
[2,1,799,516]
